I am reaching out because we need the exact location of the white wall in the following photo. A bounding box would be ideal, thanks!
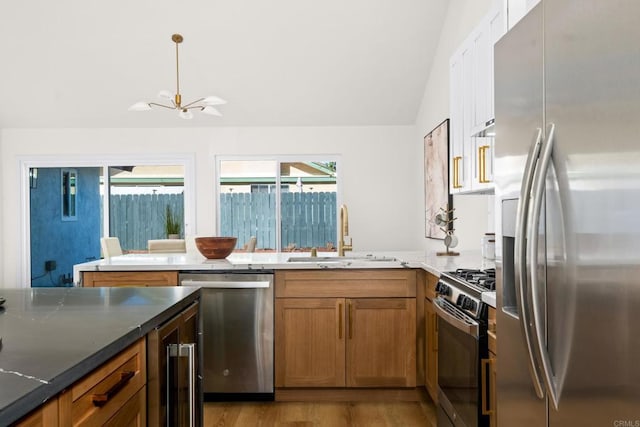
[414,0,494,253]
[0,125,422,286]
[1,1,499,284]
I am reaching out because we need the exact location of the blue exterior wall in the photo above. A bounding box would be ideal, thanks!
[30,167,101,287]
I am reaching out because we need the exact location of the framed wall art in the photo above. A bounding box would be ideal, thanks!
[424,119,452,239]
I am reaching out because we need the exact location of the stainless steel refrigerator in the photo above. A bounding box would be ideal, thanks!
[494,1,640,426]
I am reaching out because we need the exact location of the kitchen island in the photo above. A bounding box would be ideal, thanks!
[0,286,200,425]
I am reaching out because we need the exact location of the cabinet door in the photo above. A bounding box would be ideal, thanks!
[472,26,491,135]
[275,298,345,387]
[449,52,468,193]
[103,387,147,427]
[490,354,497,427]
[472,135,495,191]
[450,4,505,194]
[346,298,416,387]
[424,298,438,403]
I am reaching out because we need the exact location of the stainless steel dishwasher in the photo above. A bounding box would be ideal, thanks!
[179,271,274,401]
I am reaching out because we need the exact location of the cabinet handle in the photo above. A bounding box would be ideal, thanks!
[477,146,484,182]
[453,156,463,188]
[91,371,135,407]
[338,303,343,339]
[348,303,353,339]
[481,358,495,415]
[479,145,491,183]
[167,343,197,427]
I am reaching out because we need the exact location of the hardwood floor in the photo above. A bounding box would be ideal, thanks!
[204,398,437,426]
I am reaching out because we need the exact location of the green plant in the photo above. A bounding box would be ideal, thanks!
[164,205,181,237]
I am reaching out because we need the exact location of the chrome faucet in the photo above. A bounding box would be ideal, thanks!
[338,204,352,256]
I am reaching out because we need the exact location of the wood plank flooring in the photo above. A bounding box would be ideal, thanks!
[204,399,437,426]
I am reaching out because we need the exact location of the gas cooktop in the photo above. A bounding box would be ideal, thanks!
[442,268,495,293]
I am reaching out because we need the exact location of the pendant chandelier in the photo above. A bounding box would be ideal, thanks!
[129,34,226,119]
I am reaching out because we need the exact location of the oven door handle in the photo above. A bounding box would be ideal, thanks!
[432,298,479,337]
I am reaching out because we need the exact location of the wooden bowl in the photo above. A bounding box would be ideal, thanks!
[195,237,237,259]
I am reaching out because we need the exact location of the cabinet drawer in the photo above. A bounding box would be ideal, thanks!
[275,270,416,298]
[103,386,146,427]
[59,339,146,426]
[82,271,179,287]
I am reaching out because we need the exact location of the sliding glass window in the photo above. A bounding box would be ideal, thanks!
[218,158,338,252]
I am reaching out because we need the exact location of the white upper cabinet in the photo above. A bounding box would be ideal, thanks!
[449,4,506,194]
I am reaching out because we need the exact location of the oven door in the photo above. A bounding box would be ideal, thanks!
[433,297,487,427]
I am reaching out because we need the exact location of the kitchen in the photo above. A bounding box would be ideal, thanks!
[2,1,640,426]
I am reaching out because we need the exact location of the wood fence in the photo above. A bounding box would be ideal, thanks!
[109,194,184,251]
[109,192,336,251]
[220,192,337,249]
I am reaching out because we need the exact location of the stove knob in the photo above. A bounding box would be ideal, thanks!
[460,297,477,311]
[457,295,468,308]
[436,282,450,296]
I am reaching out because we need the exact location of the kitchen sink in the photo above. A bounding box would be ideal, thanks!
[286,255,398,263]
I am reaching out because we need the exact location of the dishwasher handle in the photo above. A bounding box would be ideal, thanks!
[181,279,271,289]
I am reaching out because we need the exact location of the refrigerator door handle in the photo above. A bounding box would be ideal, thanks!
[514,127,545,399]
[527,123,561,409]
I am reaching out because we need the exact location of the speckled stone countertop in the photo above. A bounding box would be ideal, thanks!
[74,250,495,281]
[73,250,497,310]
[0,286,200,424]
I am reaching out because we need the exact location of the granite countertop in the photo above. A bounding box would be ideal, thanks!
[0,286,200,424]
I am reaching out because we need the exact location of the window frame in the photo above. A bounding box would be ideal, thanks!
[215,154,342,252]
[18,154,196,287]
[61,168,78,221]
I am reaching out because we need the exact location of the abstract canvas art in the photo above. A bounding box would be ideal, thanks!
[424,119,452,239]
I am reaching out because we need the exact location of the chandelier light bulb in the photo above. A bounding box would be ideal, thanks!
[128,102,152,111]
[128,34,226,119]
[201,106,222,116]
[179,109,194,119]
[202,96,227,106]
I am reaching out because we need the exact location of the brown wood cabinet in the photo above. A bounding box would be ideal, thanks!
[81,271,179,287]
[275,298,345,387]
[424,272,439,403]
[346,297,416,387]
[15,339,148,427]
[486,306,497,427]
[14,399,58,427]
[275,270,416,389]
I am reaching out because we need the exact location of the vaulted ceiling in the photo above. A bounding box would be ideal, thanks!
[0,1,447,128]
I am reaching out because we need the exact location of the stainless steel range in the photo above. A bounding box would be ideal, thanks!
[433,268,494,427]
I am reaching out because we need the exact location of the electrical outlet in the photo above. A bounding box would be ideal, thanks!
[44,260,56,272]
